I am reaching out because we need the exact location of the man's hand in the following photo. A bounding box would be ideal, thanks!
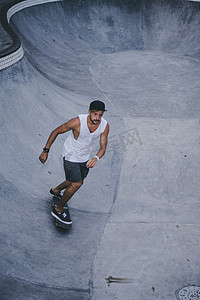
[39,152,48,164]
[86,157,99,168]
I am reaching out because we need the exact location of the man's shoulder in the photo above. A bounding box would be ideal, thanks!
[101,117,108,126]
[100,118,109,134]
[67,116,80,129]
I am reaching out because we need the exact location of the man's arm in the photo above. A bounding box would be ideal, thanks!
[86,123,109,168]
[39,117,80,164]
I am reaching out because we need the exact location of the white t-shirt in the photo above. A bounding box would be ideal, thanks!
[62,114,107,163]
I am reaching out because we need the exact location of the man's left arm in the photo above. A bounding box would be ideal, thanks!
[86,123,109,168]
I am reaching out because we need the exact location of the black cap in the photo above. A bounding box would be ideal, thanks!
[89,100,107,112]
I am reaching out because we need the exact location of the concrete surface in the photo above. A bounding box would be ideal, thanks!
[0,0,200,299]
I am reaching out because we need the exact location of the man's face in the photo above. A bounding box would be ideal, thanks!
[89,110,104,125]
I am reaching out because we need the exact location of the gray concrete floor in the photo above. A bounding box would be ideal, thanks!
[0,0,200,299]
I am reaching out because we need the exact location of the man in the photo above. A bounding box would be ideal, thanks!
[39,100,109,224]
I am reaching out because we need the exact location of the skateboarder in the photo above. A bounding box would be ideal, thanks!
[39,100,109,224]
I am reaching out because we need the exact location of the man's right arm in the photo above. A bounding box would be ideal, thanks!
[39,117,79,164]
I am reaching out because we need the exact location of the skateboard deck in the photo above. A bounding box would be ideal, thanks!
[51,196,72,229]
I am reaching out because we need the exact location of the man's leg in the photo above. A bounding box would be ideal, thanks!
[56,180,83,213]
[51,180,71,195]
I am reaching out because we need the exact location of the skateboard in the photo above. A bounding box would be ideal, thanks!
[51,195,72,229]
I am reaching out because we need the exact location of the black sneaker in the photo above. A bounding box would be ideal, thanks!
[50,188,62,198]
[51,206,72,225]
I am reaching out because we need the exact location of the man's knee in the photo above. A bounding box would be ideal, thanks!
[71,181,83,191]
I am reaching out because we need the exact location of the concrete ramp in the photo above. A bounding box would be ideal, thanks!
[0,0,200,299]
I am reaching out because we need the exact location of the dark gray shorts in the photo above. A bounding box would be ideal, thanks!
[63,158,89,182]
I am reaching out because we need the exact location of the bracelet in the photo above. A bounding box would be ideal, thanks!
[94,155,99,161]
[43,147,49,153]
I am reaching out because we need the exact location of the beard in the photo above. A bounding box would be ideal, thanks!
[90,115,100,125]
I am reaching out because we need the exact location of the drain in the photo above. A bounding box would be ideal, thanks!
[178,286,200,300]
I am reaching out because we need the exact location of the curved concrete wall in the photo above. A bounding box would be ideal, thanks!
[6,0,200,94]
[1,0,200,71]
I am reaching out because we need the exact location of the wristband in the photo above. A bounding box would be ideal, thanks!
[43,147,49,153]
[94,155,99,161]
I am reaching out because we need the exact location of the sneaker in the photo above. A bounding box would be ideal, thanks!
[51,206,72,225]
[50,188,62,198]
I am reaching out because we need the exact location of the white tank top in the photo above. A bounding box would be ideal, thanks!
[62,114,107,163]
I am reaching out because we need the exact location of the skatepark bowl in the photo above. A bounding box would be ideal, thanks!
[0,0,200,299]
